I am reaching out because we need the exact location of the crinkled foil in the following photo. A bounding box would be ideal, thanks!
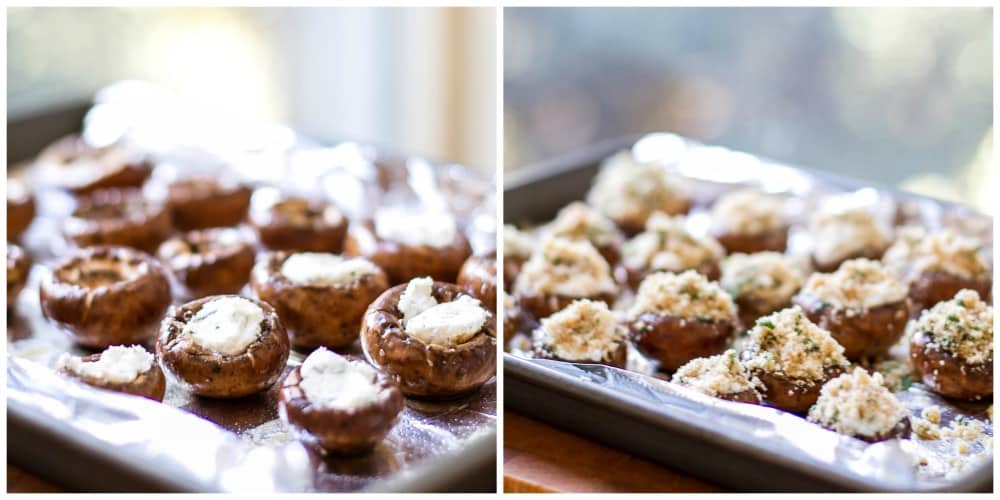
[7,81,496,492]
[507,132,992,490]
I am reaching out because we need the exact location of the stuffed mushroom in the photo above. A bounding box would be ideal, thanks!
[157,227,255,299]
[793,259,910,360]
[720,252,804,329]
[626,270,738,372]
[344,208,472,284]
[63,188,173,253]
[532,299,627,368]
[279,348,403,454]
[586,150,691,235]
[57,345,166,401]
[360,277,496,398]
[808,206,892,272]
[709,188,789,254]
[167,177,252,230]
[807,368,911,443]
[620,212,724,288]
[157,295,290,398]
[908,289,992,401]
[251,252,390,350]
[672,350,762,404]
[34,135,152,196]
[883,227,992,311]
[40,246,172,349]
[251,196,348,253]
[545,201,624,266]
[7,177,35,241]
[740,306,850,413]
[513,237,618,320]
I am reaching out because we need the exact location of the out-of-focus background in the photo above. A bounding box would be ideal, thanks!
[504,7,993,213]
[8,7,496,171]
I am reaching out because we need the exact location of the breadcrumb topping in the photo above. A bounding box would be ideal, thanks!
[711,188,786,235]
[587,151,690,224]
[809,207,892,267]
[628,270,736,321]
[807,368,908,439]
[909,289,993,364]
[884,227,989,280]
[622,213,724,272]
[721,252,804,313]
[516,237,617,297]
[673,350,760,399]
[533,299,624,362]
[798,258,908,310]
[504,224,534,259]
[548,201,620,247]
[742,306,849,380]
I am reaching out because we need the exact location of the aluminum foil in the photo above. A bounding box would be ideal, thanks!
[506,132,992,490]
[7,81,496,492]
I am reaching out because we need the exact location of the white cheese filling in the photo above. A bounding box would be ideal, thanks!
[183,296,264,355]
[398,277,488,345]
[374,208,457,248]
[299,348,383,410]
[57,345,153,384]
[280,253,380,287]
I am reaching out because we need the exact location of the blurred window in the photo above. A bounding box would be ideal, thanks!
[504,7,992,213]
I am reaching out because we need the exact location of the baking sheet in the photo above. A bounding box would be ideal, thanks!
[503,132,992,491]
[6,81,497,493]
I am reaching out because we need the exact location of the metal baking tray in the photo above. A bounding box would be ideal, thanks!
[6,95,497,493]
[503,133,993,492]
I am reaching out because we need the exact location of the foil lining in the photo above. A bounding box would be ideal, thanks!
[7,81,496,492]
[506,132,992,490]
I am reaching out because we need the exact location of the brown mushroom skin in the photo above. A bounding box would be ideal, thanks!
[279,364,404,454]
[503,256,526,291]
[157,295,290,398]
[719,389,762,405]
[157,228,255,299]
[252,197,348,253]
[7,244,31,309]
[40,246,172,349]
[628,313,737,372]
[749,366,845,414]
[60,352,167,402]
[910,330,993,401]
[514,285,617,322]
[167,178,252,230]
[38,135,152,195]
[733,297,790,333]
[908,271,992,312]
[64,189,173,254]
[712,226,789,255]
[533,337,628,369]
[7,182,35,242]
[360,282,497,399]
[343,221,472,285]
[794,294,911,360]
[250,252,390,350]
[456,253,498,313]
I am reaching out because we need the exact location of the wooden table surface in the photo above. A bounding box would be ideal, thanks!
[503,410,724,493]
[7,464,63,493]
